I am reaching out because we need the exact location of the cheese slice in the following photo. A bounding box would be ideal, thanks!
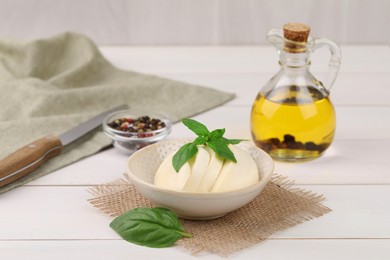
[183,145,210,192]
[210,145,258,192]
[196,146,224,192]
[154,152,191,191]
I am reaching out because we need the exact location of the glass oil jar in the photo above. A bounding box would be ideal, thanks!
[250,23,341,162]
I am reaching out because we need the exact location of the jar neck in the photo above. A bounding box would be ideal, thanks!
[279,50,311,69]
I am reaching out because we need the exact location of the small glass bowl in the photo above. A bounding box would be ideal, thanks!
[102,110,172,154]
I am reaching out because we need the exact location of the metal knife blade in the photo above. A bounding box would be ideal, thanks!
[59,104,127,146]
[0,104,128,187]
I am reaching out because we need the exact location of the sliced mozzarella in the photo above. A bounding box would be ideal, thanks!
[210,145,258,192]
[196,146,224,192]
[183,145,210,192]
[154,152,191,191]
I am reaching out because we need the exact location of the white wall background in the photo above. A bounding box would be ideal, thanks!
[0,0,388,45]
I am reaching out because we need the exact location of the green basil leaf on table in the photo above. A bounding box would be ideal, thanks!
[110,207,192,248]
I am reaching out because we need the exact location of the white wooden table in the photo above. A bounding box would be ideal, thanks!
[1,46,389,259]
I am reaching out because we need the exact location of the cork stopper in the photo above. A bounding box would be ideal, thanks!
[283,23,311,53]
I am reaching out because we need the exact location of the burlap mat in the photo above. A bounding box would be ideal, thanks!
[88,175,331,256]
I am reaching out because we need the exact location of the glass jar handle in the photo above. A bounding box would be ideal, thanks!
[312,38,342,90]
[267,29,285,54]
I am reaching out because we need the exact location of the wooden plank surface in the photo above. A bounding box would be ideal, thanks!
[0,185,389,240]
[1,45,389,259]
[1,240,390,260]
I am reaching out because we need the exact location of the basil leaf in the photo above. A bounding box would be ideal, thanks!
[172,142,198,172]
[210,128,225,139]
[182,118,210,136]
[110,207,192,248]
[221,137,246,145]
[172,119,243,173]
[208,139,237,163]
[194,135,209,145]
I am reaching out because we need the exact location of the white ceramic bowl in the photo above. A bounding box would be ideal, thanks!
[125,140,274,220]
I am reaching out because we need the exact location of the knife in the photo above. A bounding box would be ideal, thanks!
[0,104,128,187]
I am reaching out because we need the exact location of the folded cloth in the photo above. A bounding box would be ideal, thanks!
[0,32,234,193]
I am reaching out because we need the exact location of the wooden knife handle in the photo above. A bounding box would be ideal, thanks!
[0,135,63,187]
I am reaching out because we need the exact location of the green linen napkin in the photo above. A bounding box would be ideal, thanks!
[0,32,234,194]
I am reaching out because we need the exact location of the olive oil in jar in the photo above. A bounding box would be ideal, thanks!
[250,85,335,161]
[251,23,341,161]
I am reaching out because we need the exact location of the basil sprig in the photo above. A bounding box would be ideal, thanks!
[110,207,192,248]
[172,118,244,172]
